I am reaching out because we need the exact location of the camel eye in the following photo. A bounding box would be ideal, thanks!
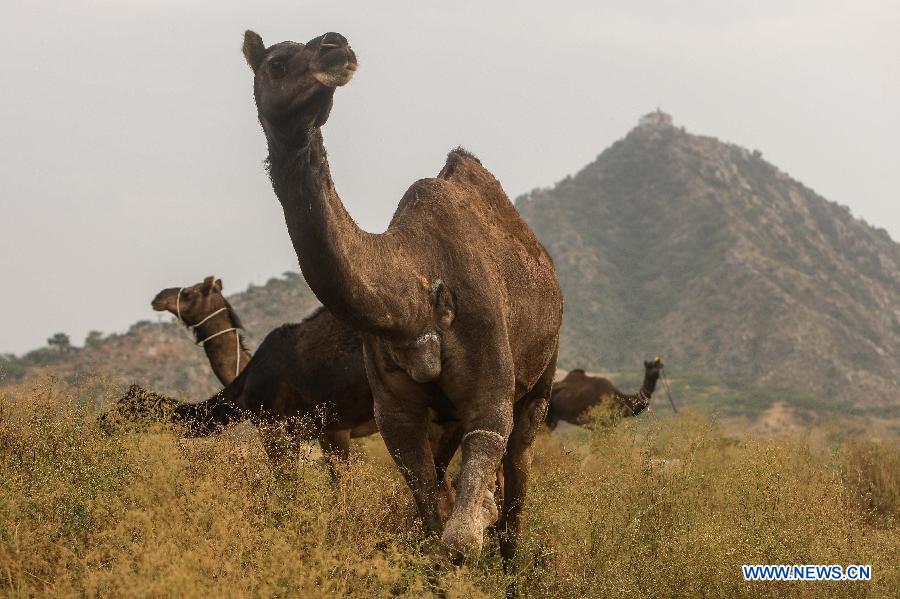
[270,60,286,78]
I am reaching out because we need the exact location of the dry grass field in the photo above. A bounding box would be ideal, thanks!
[1,377,898,597]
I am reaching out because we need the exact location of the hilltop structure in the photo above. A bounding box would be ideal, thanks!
[638,109,673,129]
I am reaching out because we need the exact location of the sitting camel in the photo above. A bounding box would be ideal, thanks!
[148,277,377,463]
[151,276,251,385]
[110,277,461,508]
[546,358,664,429]
[242,30,562,563]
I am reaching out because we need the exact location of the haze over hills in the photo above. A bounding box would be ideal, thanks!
[2,112,898,434]
[517,111,899,418]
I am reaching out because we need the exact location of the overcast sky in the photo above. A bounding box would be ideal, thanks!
[0,0,897,355]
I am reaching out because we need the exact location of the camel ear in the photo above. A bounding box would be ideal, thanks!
[243,30,266,71]
[431,280,455,330]
[201,276,216,295]
[214,278,223,292]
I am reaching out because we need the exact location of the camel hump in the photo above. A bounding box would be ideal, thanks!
[438,147,484,180]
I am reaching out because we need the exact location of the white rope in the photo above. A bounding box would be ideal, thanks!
[176,287,229,331]
[190,307,228,328]
[236,330,241,379]
[461,429,506,447]
[174,287,244,379]
[195,326,240,345]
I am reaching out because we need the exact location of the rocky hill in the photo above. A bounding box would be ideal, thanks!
[517,111,899,421]
[3,112,898,434]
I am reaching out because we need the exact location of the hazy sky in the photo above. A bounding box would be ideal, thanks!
[1,0,897,355]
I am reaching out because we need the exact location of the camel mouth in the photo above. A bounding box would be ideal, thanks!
[313,38,358,88]
[151,297,170,312]
[313,63,357,87]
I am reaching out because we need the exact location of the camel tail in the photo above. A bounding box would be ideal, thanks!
[172,368,249,437]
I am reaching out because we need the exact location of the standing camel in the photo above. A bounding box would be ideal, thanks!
[546,358,664,429]
[242,30,562,562]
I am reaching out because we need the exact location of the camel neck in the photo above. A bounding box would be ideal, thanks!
[194,312,250,385]
[642,373,659,396]
[266,129,419,337]
[615,376,656,418]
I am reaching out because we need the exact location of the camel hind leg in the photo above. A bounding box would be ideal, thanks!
[319,428,352,481]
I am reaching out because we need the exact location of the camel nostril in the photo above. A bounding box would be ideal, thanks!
[319,33,344,51]
[317,33,349,56]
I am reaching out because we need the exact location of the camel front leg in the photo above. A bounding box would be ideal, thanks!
[376,396,442,535]
[365,352,442,536]
[498,364,554,566]
[365,339,446,535]
[441,400,514,562]
[430,421,463,521]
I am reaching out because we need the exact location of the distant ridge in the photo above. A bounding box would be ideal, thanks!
[516,111,899,416]
[3,112,898,433]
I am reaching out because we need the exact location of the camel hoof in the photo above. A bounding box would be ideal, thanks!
[441,518,484,563]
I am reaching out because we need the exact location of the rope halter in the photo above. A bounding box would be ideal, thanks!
[175,287,244,379]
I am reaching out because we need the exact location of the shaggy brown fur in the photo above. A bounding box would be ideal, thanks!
[243,30,563,563]
[546,359,663,429]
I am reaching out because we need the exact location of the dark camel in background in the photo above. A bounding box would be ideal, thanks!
[150,278,376,464]
[546,358,663,429]
[110,278,459,508]
[243,30,562,563]
[151,276,251,385]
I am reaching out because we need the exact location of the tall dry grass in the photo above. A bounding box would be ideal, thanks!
[1,378,898,597]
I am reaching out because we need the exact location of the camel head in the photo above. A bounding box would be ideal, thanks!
[643,357,664,384]
[152,276,232,327]
[98,384,178,433]
[242,30,357,144]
